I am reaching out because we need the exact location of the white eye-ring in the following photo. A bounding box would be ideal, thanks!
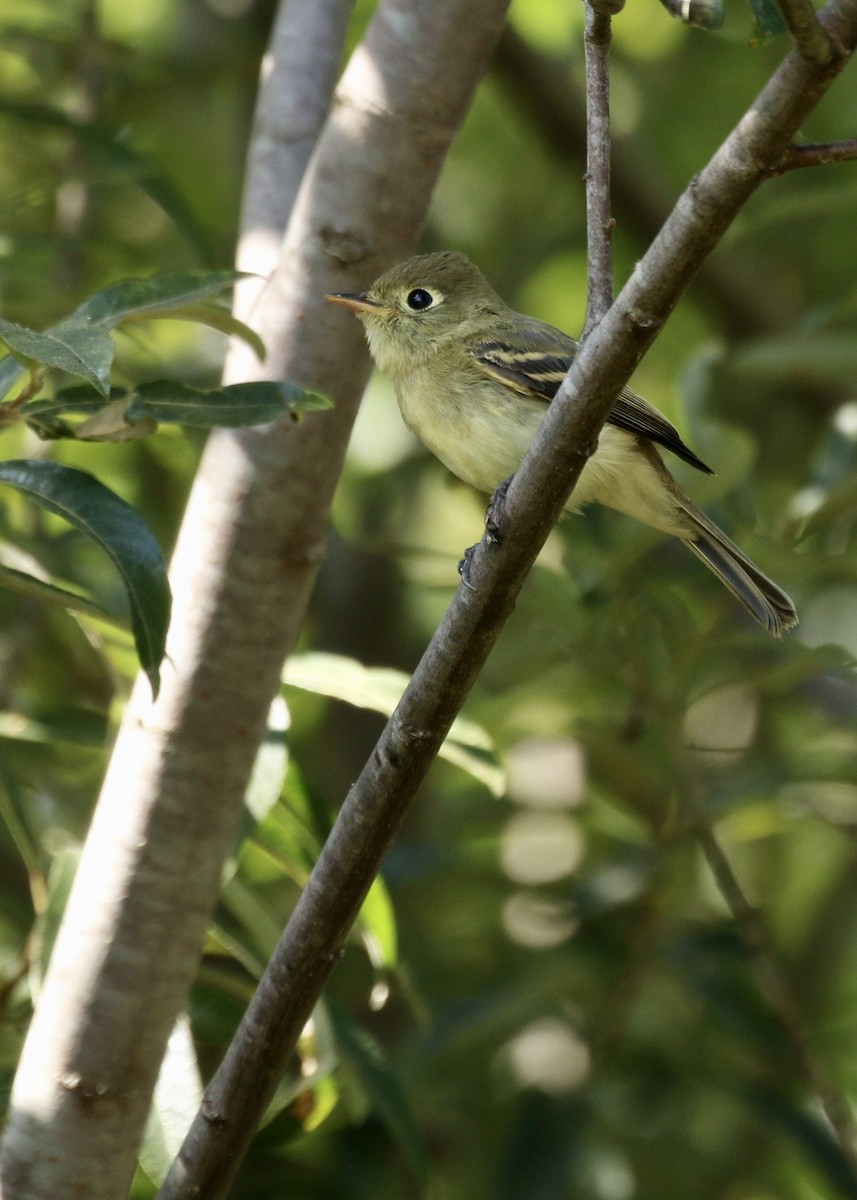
[406,287,443,312]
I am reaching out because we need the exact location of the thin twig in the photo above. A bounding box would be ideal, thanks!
[582,0,618,336]
[777,0,839,66]
[769,137,857,173]
[688,789,857,1174]
[492,27,782,338]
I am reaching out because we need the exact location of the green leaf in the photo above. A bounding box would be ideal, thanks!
[126,380,331,428]
[140,1014,203,1186]
[72,399,158,443]
[0,708,108,747]
[282,653,506,796]
[33,846,80,991]
[724,332,857,388]
[243,697,290,824]
[70,270,247,328]
[745,0,785,42]
[0,100,217,261]
[0,562,122,627]
[137,302,266,361]
[359,875,398,972]
[0,461,170,696]
[0,318,113,396]
[0,355,26,403]
[328,1000,429,1184]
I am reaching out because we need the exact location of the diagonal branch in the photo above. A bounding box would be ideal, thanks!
[161,1,857,1195]
[777,0,840,65]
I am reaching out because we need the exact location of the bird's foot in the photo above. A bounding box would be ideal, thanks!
[485,475,514,544]
[458,544,478,591]
[458,476,515,591]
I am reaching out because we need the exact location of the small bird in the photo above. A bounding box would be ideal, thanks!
[326,251,797,636]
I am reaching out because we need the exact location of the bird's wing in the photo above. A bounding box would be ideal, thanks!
[469,325,712,476]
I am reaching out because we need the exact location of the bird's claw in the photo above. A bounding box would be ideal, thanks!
[458,545,478,591]
[485,475,513,544]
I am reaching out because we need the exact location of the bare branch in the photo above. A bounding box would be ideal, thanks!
[492,27,784,338]
[160,2,857,1195]
[777,0,840,66]
[582,0,616,335]
[769,136,857,172]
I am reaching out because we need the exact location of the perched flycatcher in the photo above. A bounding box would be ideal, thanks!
[327,251,797,637]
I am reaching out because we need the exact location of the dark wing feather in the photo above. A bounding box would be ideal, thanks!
[469,325,712,475]
[610,388,713,475]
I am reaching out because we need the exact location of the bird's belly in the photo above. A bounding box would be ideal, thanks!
[397,381,688,538]
[397,379,542,495]
[571,425,689,536]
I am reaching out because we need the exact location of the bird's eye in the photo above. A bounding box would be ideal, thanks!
[406,288,434,311]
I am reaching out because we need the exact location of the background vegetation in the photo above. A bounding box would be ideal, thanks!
[1,0,857,1196]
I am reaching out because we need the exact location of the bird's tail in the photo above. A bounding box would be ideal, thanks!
[678,498,798,637]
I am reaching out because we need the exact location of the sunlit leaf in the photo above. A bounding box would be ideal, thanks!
[359,876,398,972]
[0,461,170,696]
[282,653,506,796]
[32,846,80,992]
[151,303,266,361]
[72,399,158,443]
[244,696,290,826]
[139,1015,203,1186]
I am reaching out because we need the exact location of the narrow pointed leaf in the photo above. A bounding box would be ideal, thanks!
[147,303,266,360]
[70,271,247,328]
[0,562,122,626]
[0,318,113,396]
[282,653,505,796]
[126,380,331,428]
[328,1001,429,1184]
[0,99,216,260]
[23,392,113,422]
[0,461,170,695]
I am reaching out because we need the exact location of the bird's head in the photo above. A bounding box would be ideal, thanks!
[326,251,504,377]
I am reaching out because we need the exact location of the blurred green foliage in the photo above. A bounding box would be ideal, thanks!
[2,1,857,1198]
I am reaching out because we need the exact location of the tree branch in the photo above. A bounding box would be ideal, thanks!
[160,1,857,1194]
[491,27,785,338]
[777,0,840,66]
[582,0,619,334]
[769,136,857,172]
[0,1,512,1197]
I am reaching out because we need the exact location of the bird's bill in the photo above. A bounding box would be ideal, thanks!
[325,292,383,315]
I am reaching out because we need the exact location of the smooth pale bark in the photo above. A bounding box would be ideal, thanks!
[0,1,511,1197]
